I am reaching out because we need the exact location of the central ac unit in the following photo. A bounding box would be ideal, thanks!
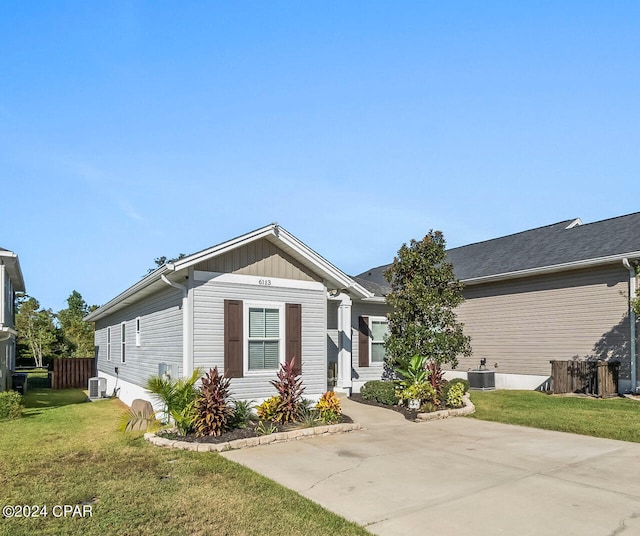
[88,377,107,400]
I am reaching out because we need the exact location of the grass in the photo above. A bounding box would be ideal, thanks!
[0,389,369,536]
[469,390,640,443]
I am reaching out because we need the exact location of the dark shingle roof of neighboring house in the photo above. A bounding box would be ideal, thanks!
[354,212,640,296]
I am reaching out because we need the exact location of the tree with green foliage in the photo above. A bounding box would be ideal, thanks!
[384,230,472,370]
[57,290,97,357]
[15,296,58,368]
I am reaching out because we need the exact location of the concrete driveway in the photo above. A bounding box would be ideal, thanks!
[222,397,640,535]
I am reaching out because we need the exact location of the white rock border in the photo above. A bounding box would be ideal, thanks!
[416,393,475,421]
[144,422,362,452]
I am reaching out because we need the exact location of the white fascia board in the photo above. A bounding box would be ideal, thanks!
[170,224,373,300]
[462,251,640,286]
[359,296,387,303]
[83,265,172,322]
[167,224,276,272]
[0,250,25,292]
[275,227,374,299]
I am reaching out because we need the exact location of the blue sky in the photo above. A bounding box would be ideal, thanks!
[2,2,639,312]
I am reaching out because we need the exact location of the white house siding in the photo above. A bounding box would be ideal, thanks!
[351,301,391,391]
[455,265,631,379]
[192,275,327,402]
[95,285,184,391]
[0,339,8,392]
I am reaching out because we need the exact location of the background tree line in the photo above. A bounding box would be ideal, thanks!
[15,290,97,368]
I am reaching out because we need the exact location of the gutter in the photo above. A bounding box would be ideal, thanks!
[462,250,640,286]
[623,258,638,393]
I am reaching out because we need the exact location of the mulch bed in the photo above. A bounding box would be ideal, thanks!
[158,414,354,444]
[350,394,419,421]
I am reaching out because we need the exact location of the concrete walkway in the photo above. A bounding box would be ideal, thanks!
[222,397,640,535]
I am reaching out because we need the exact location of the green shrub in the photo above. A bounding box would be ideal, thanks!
[419,401,437,413]
[230,399,255,429]
[446,382,466,409]
[448,377,470,393]
[360,380,398,406]
[0,391,23,420]
[397,382,436,406]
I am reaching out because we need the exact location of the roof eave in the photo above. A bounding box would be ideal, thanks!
[462,251,640,286]
[0,250,26,292]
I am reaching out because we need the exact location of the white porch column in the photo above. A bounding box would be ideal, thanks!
[335,293,353,393]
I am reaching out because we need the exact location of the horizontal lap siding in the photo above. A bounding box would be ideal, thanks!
[351,302,392,383]
[455,265,630,377]
[193,279,326,400]
[95,286,183,388]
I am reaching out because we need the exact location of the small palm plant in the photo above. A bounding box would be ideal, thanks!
[146,369,201,436]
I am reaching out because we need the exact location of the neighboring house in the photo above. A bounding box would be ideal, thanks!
[85,224,387,407]
[356,212,640,393]
[0,248,25,392]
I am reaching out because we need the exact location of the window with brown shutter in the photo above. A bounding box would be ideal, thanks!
[358,315,369,367]
[224,299,243,378]
[286,303,302,375]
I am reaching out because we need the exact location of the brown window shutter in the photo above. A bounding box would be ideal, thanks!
[286,303,302,375]
[359,316,369,367]
[224,299,243,378]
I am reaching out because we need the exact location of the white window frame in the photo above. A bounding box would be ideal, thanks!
[369,316,389,365]
[120,322,126,364]
[135,316,141,347]
[243,301,285,376]
[107,327,112,361]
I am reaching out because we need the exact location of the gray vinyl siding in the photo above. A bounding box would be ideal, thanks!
[193,277,327,400]
[0,339,8,392]
[455,265,632,378]
[326,300,339,365]
[95,286,183,388]
[351,301,392,383]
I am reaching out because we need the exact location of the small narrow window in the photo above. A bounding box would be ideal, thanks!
[107,327,112,361]
[135,317,141,347]
[121,322,126,363]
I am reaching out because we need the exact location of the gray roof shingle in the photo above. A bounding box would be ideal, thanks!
[354,212,640,296]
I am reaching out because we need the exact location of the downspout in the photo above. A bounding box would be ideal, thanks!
[623,259,637,393]
[161,274,192,378]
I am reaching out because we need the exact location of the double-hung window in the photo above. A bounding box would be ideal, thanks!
[247,305,282,371]
[370,317,389,364]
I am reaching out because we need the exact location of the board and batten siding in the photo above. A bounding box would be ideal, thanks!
[95,285,184,388]
[192,275,327,400]
[351,301,392,384]
[455,265,632,378]
[194,238,322,283]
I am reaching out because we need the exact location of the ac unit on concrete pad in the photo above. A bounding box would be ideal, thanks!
[88,377,107,400]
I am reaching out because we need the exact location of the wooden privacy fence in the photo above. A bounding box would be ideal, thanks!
[550,360,619,398]
[52,358,96,389]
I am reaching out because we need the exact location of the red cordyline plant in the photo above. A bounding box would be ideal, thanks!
[270,358,305,424]
[193,367,233,437]
[427,360,445,401]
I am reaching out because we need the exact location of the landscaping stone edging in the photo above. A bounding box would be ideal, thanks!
[144,422,362,452]
[415,393,475,421]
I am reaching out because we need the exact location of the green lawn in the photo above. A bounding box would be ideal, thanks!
[0,389,369,536]
[469,390,640,442]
